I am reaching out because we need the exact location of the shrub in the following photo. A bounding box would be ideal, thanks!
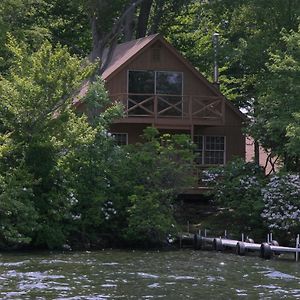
[261,174,300,235]
[203,159,266,233]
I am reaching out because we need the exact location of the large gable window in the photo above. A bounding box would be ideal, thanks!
[128,70,154,94]
[194,135,225,165]
[128,70,183,116]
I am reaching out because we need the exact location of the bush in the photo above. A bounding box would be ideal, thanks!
[203,159,266,234]
[123,187,176,247]
[261,174,300,236]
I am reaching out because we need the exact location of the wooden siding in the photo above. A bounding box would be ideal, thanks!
[105,38,245,163]
[106,40,216,98]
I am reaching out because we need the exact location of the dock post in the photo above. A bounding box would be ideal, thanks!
[241,233,244,242]
[296,234,299,262]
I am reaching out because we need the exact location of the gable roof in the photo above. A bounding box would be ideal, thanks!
[101,34,247,121]
[101,34,159,80]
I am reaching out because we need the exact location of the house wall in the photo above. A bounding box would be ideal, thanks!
[105,40,215,98]
[105,39,245,164]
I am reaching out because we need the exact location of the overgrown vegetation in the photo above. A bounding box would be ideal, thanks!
[203,159,266,236]
[204,159,300,241]
[0,39,194,249]
[0,0,299,248]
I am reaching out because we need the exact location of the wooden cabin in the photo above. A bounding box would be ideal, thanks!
[83,34,246,192]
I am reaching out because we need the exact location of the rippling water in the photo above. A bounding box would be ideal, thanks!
[1,249,300,299]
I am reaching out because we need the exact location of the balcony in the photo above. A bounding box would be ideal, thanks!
[110,93,225,126]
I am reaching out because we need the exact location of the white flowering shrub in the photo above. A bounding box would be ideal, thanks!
[261,174,300,232]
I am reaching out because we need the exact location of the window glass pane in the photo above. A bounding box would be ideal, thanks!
[128,71,154,94]
[156,72,182,95]
[204,136,225,164]
[204,151,224,164]
[205,136,224,151]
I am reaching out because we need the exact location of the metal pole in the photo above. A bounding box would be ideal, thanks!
[295,234,299,261]
[212,32,220,85]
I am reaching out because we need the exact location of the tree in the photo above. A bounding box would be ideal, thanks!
[0,37,122,249]
[252,26,300,171]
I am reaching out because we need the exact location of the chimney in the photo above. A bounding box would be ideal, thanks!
[212,32,220,89]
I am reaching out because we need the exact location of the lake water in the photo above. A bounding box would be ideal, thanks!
[1,249,300,299]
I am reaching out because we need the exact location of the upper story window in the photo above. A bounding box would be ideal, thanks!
[128,71,154,94]
[156,71,182,95]
[128,70,182,95]
[128,70,183,116]
[194,135,225,165]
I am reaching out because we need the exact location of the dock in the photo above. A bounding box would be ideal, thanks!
[179,231,300,261]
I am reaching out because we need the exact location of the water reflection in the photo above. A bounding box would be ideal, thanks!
[0,250,300,299]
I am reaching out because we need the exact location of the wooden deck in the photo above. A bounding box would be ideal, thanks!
[110,93,225,127]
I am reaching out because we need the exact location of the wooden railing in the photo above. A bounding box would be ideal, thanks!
[110,93,224,121]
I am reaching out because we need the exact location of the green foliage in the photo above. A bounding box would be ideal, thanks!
[261,174,300,238]
[0,167,38,248]
[164,0,300,108]
[251,26,300,171]
[125,187,176,247]
[96,127,195,247]
[0,39,96,248]
[204,159,266,234]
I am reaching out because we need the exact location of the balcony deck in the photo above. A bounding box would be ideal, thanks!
[110,93,225,127]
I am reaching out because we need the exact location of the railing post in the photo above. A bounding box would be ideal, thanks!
[125,94,129,117]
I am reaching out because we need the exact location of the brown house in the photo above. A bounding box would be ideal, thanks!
[80,34,246,190]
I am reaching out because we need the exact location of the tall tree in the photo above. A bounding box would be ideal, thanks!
[251,26,300,171]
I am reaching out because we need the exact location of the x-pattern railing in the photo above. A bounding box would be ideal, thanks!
[109,93,224,120]
[192,97,222,118]
[127,95,154,116]
[157,95,183,116]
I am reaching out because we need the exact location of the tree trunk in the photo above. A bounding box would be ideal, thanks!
[136,0,153,38]
[124,0,136,41]
[150,0,165,34]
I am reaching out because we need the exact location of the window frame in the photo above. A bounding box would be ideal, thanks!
[194,135,226,165]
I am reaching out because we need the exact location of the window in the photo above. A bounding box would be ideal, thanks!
[128,71,154,94]
[194,135,225,165]
[156,71,182,95]
[128,70,183,116]
[112,133,128,146]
